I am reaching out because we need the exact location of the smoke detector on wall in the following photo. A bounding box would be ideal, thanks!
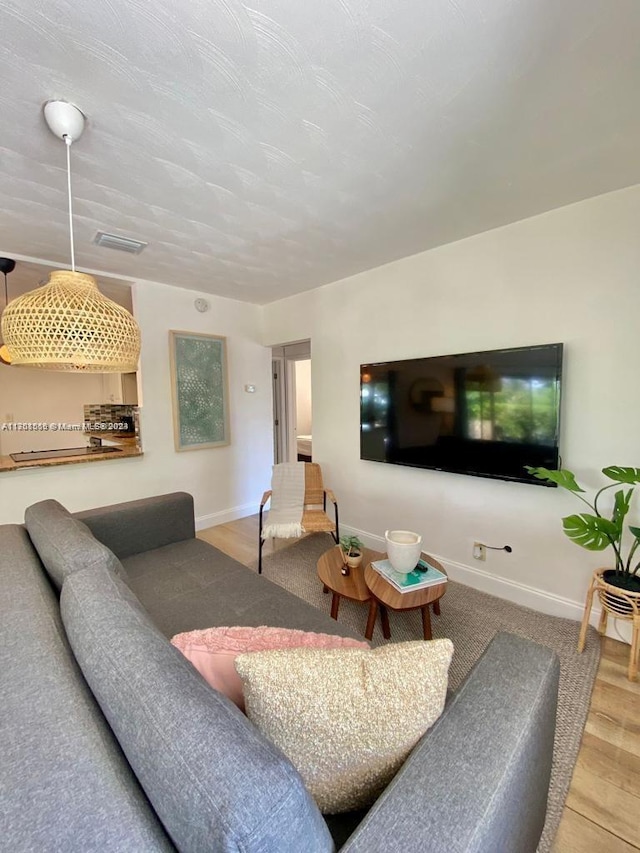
[194,298,210,313]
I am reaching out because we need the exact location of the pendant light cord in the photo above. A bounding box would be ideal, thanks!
[64,135,75,272]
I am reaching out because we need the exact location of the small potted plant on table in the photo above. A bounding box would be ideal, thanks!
[339,535,365,575]
[526,465,640,680]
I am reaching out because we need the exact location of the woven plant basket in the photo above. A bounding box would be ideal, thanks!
[578,567,640,681]
[596,570,640,617]
[1,270,140,372]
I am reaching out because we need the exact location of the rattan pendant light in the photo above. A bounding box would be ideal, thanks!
[1,101,141,372]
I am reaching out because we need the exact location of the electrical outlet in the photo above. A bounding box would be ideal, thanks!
[473,542,486,561]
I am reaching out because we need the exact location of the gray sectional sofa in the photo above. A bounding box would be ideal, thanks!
[0,492,560,852]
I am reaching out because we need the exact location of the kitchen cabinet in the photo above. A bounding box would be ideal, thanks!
[101,372,138,405]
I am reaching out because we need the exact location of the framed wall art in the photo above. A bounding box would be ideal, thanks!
[169,331,230,451]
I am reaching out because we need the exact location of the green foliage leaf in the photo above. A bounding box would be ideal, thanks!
[525,466,585,492]
[629,526,640,541]
[562,514,618,550]
[612,489,632,534]
[602,466,640,485]
[339,534,363,555]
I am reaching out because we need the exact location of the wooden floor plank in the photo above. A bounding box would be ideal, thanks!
[197,515,299,567]
[553,808,638,853]
[591,680,640,726]
[575,732,640,799]
[602,636,639,669]
[585,683,640,759]
[565,763,640,845]
[597,656,640,696]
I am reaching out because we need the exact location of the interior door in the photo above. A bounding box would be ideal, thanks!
[272,357,285,463]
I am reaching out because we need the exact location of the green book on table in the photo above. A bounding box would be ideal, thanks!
[371,558,447,593]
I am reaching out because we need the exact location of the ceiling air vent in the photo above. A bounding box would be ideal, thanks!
[93,231,148,254]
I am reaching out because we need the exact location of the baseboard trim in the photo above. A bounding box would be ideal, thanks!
[196,503,259,531]
[340,524,632,645]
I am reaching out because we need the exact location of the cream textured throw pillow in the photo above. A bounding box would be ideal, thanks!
[234,639,453,813]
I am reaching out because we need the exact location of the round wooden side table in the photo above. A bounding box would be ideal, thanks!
[364,553,447,641]
[316,545,384,624]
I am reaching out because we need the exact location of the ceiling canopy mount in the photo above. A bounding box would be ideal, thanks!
[43,100,86,143]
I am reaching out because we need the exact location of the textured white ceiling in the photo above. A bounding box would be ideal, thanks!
[0,0,639,304]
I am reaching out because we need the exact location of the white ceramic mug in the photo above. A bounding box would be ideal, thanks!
[385,530,423,574]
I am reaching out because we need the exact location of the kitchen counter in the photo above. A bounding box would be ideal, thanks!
[0,445,143,472]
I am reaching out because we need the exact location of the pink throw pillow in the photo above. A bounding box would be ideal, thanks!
[171,626,369,711]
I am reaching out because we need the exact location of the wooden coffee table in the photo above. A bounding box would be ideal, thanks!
[364,553,447,641]
[316,545,383,626]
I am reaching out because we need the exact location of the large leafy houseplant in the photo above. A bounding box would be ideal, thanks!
[526,465,640,593]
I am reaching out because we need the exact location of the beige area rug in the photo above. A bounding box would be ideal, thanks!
[256,533,601,853]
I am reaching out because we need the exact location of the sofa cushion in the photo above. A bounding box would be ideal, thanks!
[60,564,333,853]
[235,640,453,814]
[171,625,369,711]
[0,524,174,852]
[122,538,364,640]
[25,499,126,591]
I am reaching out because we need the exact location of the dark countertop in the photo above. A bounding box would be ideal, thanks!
[0,445,143,472]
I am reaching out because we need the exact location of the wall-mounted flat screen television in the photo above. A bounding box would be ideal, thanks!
[360,343,563,485]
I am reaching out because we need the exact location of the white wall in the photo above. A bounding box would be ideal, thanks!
[262,184,640,635]
[0,368,104,454]
[295,359,312,435]
[0,280,273,527]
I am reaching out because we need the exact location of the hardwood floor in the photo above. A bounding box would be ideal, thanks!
[199,515,640,853]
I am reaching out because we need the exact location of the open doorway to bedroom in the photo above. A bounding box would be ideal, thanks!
[271,340,311,464]
[293,359,312,461]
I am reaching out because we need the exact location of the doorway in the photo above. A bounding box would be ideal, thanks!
[271,341,311,464]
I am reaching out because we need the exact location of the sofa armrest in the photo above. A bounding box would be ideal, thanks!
[76,493,196,559]
[340,632,559,853]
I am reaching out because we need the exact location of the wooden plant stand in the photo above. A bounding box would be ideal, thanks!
[578,568,640,681]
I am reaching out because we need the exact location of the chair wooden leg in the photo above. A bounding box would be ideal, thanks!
[577,579,596,653]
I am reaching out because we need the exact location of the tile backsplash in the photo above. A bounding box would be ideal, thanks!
[83,404,140,439]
